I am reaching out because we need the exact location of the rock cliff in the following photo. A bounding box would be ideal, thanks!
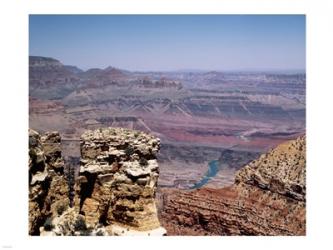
[28,129,69,235]
[30,126,305,236]
[29,127,166,236]
[159,136,306,235]
[235,135,305,201]
[77,127,166,235]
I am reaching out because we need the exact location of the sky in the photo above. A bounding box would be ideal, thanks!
[29,15,305,71]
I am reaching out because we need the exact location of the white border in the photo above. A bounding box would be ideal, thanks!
[1,0,333,249]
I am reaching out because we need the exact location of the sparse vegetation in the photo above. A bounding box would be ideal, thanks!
[56,204,67,216]
[124,146,135,157]
[139,158,148,166]
[95,230,104,236]
[74,216,87,231]
[29,136,37,147]
[43,217,54,231]
[28,149,37,160]
[79,230,91,236]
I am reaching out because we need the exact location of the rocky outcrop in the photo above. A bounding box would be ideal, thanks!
[159,136,306,236]
[29,129,49,235]
[235,136,305,201]
[28,129,69,235]
[41,132,70,218]
[30,127,166,236]
[77,127,166,235]
[40,208,108,236]
[29,56,80,99]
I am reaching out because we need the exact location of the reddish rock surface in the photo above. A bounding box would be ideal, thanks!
[159,136,306,236]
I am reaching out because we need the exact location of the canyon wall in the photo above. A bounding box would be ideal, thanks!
[28,129,69,235]
[29,127,166,236]
[29,126,305,236]
[159,136,306,236]
[30,56,305,190]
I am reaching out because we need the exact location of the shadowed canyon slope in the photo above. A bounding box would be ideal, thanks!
[158,136,306,235]
[29,56,305,189]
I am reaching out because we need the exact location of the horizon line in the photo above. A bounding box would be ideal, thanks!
[29,55,306,74]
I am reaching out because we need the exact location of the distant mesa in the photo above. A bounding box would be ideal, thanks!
[29,56,63,68]
[88,66,129,81]
[132,77,183,90]
[64,65,84,74]
[29,56,81,99]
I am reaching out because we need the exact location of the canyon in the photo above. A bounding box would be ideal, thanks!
[28,56,306,235]
[29,56,305,190]
[158,136,306,235]
[29,128,305,236]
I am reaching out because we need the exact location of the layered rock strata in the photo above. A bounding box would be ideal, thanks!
[77,127,166,235]
[159,136,306,236]
[28,129,69,235]
[235,136,305,201]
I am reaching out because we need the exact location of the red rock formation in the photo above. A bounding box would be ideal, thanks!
[159,136,306,236]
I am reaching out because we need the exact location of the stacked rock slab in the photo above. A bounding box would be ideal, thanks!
[78,127,166,235]
[29,129,69,235]
[160,136,306,236]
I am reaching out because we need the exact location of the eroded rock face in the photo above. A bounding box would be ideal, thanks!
[235,135,306,201]
[28,129,69,235]
[40,208,107,236]
[159,136,306,236]
[41,131,70,218]
[41,132,64,171]
[29,129,50,235]
[30,127,166,236]
[78,127,166,235]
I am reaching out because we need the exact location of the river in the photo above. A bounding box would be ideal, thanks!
[189,160,220,189]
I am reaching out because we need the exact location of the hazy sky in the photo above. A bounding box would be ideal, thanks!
[29,15,305,71]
